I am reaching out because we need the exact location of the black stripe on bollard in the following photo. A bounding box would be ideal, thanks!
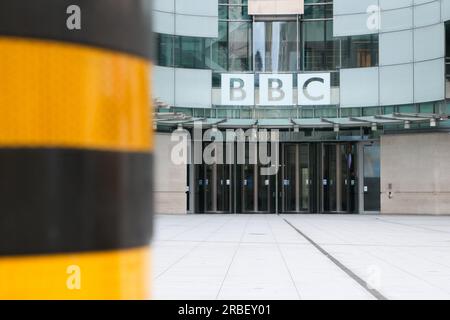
[0,148,153,256]
[0,0,153,60]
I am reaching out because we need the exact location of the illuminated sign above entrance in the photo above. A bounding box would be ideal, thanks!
[221,73,331,106]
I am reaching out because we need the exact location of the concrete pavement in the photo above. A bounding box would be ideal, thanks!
[152,214,450,300]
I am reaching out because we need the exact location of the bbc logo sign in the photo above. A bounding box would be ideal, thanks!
[221,73,331,106]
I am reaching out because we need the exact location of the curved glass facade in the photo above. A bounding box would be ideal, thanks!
[156,0,379,73]
[154,0,448,114]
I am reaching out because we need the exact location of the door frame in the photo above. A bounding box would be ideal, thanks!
[357,141,381,215]
[240,163,276,214]
[280,143,312,214]
[320,143,339,213]
[320,142,359,214]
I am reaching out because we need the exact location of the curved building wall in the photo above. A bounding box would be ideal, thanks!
[153,0,218,38]
[152,0,218,108]
[444,0,450,21]
[335,0,448,107]
[153,0,449,112]
[153,0,218,215]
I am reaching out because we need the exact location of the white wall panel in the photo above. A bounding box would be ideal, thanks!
[176,15,218,38]
[175,69,212,108]
[414,58,445,103]
[154,0,175,13]
[381,7,413,33]
[380,30,413,65]
[153,66,175,106]
[414,0,436,5]
[334,13,378,37]
[414,1,441,28]
[334,0,377,15]
[340,67,379,108]
[153,0,218,37]
[176,0,218,17]
[379,0,412,11]
[414,23,445,62]
[153,11,175,34]
[443,0,450,21]
[379,64,414,105]
[335,0,446,108]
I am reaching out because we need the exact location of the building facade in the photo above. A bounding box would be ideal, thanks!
[153,0,450,215]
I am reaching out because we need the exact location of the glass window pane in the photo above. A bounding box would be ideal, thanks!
[341,35,379,68]
[253,21,297,72]
[229,6,249,20]
[302,21,338,71]
[174,36,207,69]
[157,34,174,67]
[229,22,252,71]
[303,4,333,19]
[219,5,228,19]
[210,21,229,71]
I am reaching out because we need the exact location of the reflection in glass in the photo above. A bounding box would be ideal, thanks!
[243,165,255,212]
[340,144,357,213]
[282,144,310,212]
[174,36,207,69]
[157,34,174,67]
[299,145,310,211]
[253,21,297,72]
[205,164,214,212]
[210,21,229,71]
[283,145,297,212]
[323,144,337,212]
[216,164,231,212]
[303,4,333,19]
[302,20,339,71]
[229,22,252,71]
[341,35,379,68]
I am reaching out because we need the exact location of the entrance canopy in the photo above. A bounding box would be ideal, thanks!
[155,113,447,131]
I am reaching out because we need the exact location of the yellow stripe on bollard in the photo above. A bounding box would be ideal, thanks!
[0,0,154,300]
[0,37,153,152]
[0,247,151,300]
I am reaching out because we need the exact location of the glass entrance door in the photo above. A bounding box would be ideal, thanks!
[340,144,358,213]
[282,144,310,213]
[237,143,276,213]
[194,140,363,214]
[321,143,358,213]
[322,144,337,212]
[241,163,256,212]
[195,141,232,214]
[362,143,381,212]
[200,163,232,213]
[237,165,276,213]
[216,164,231,212]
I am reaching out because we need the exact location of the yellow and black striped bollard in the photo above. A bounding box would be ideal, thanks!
[0,0,154,299]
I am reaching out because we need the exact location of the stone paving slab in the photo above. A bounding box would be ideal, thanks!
[152,214,450,300]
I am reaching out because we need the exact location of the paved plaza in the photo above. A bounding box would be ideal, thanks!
[153,214,450,300]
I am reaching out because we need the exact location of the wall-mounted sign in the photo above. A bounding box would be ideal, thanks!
[221,73,255,106]
[259,74,293,106]
[298,73,330,106]
[221,73,331,106]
